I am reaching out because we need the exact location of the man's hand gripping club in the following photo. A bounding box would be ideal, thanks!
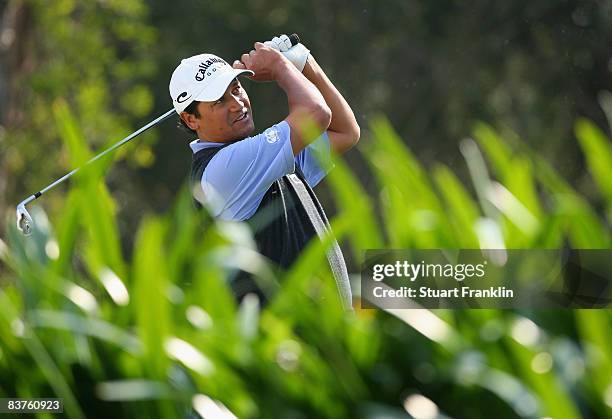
[264,34,310,71]
[232,41,331,155]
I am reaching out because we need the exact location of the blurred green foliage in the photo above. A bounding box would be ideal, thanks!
[1,103,611,417]
[1,0,158,241]
[4,0,612,241]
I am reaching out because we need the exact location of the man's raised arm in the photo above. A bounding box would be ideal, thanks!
[235,42,331,155]
[262,34,360,155]
[302,56,360,155]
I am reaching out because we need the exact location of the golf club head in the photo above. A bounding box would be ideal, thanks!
[16,203,34,236]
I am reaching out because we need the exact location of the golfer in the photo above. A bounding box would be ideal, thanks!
[169,35,359,307]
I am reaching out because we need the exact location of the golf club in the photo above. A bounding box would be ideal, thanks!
[16,109,175,235]
[16,33,302,236]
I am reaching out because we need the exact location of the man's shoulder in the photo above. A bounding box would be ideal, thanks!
[205,121,291,164]
[203,120,292,175]
[228,120,290,148]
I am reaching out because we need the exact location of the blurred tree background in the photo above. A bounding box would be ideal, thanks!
[3,0,612,241]
[1,0,611,418]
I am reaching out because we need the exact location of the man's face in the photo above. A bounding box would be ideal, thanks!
[190,79,254,142]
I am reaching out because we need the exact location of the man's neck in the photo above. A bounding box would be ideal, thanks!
[198,136,243,144]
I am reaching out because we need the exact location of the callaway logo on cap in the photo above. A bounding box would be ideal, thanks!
[169,53,254,114]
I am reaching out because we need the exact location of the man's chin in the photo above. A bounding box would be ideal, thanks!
[237,123,255,139]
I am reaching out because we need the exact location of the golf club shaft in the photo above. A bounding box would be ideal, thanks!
[23,34,302,204]
[17,33,303,234]
[30,109,175,202]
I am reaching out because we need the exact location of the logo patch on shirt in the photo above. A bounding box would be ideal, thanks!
[265,128,280,144]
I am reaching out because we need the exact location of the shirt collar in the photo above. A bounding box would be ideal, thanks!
[189,139,224,154]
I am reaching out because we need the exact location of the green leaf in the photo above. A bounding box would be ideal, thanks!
[433,163,480,247]
[326,153,383,256]
[472,122,514,179]
[132,217,171,378]
[367,117,455,247]
[575,118,612,219]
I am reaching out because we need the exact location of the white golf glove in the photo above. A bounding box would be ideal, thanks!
[264,34,310,72]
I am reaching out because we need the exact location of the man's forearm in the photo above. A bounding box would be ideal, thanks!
[276,59,328,121]
[274,57,332,154]
[302,56,360,154]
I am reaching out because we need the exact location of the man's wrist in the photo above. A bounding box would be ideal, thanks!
[302,55,316,80]
[301,55,326,85]
[272,55,298,82]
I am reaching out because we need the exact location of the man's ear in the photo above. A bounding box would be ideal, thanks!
[180,111,200,130]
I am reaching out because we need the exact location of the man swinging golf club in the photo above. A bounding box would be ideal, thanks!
[169,35,359,309]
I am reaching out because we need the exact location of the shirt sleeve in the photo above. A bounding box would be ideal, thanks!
[294,130,334,188]
[201,121,294,221]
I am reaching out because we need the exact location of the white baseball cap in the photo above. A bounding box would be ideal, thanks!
[169,53,254,114]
